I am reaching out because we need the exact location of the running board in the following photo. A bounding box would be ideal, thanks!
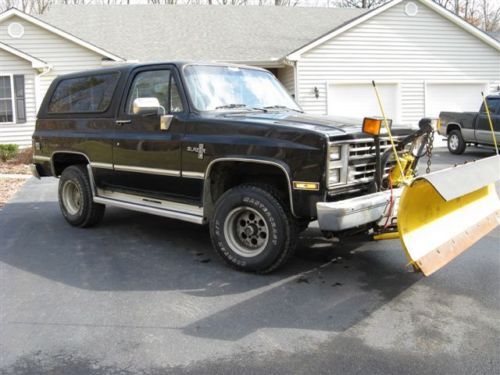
[93,189,204,225]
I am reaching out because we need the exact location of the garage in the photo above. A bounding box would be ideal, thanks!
[425,82,487,117]
[327,82,400,122]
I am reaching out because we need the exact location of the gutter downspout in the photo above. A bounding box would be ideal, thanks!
[35,65,52,112]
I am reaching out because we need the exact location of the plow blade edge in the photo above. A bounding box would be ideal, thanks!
[397,155,500,276]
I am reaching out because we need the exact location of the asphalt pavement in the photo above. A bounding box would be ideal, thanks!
[0,147,499,375]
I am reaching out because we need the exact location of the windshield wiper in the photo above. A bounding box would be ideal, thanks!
[215,103,247,110]
[215,104,267,112]
[263,105,302,113]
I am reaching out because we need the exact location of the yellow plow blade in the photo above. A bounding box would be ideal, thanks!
[397,155,500,276]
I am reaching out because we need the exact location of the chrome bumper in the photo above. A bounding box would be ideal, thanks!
[30,164,41,179]
[317,189,402,232]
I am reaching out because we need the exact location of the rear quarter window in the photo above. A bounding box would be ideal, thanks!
[48,72,120,114]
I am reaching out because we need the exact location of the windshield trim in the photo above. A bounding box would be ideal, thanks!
[181,63,302,113]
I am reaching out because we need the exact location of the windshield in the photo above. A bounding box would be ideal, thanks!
[184,65,301,112]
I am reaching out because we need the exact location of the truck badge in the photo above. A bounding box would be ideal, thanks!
[187,143,206,159]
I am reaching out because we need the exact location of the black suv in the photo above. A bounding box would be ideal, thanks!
[32,62,414,273]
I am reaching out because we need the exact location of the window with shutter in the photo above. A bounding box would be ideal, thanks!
[0,76,14,123]
[14,75,26,123]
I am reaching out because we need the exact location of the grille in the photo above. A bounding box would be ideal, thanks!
[347,138,400,184]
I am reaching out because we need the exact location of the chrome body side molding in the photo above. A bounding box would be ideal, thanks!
[114,164,181,177]
[182,171,205,179]
[90,162,113,170]
[33,155,51,162]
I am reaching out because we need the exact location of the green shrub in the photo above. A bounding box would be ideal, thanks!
[0,144,19,162]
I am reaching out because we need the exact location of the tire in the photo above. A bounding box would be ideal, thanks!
[209,184,297,274]
[58,165,105,228]
[447,129,466,155]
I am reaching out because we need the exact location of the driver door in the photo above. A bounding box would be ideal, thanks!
[110,66,186,200]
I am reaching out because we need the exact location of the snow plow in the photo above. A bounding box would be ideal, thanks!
[397,155,500,275]
[318,86,500,276]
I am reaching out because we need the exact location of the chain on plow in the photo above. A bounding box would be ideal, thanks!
[425,129,434,174]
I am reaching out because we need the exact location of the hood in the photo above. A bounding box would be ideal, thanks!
[211,111,364,136]
[209,111,414,138]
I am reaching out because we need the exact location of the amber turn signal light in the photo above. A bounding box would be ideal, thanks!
[293,181,320,191]
[362,117,383,136]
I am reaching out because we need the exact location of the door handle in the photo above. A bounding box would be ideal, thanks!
[116,119,131,126]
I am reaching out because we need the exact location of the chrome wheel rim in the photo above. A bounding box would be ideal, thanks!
[224,207,269,257]
[62,180,82,215]
[449,134,459,150]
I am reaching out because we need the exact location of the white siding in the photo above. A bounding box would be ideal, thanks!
[0,15,107,145]
[296,0,500,125]
[0,49,36,147]
[0,16,106,97]
[277,65,295,97]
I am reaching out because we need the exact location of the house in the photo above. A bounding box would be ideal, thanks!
[0,0,499,147]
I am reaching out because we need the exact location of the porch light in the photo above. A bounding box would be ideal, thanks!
[313,87,319,98]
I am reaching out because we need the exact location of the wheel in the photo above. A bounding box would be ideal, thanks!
[58,165,105,228]
[447,130,466,154]
[210,184,297,273]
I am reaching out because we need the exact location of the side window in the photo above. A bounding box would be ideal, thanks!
[48,73,119,113]
[127,70,171,114]
[480,98,500,114]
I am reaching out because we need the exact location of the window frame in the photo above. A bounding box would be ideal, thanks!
[47,72,121,115]
[0,74,16,124]
[125,69,172,116]
[120,65,187,117]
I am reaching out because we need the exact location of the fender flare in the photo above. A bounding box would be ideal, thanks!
[202,157,297,217]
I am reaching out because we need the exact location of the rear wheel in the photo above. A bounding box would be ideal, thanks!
[210,184,297,273]
[58,165,105,228]
[447,130,466,154]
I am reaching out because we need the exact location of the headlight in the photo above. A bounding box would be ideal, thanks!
[329,168,340,185]
[327,143,345,188]
[330,146,341,160]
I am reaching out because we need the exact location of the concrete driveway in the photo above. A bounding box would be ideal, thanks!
[1,148,499,374]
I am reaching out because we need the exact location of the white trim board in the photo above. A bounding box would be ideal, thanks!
[0,8,125,62]
[0,41,48,69]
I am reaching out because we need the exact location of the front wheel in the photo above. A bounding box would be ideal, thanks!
[447,130,466,154]
[210,185,297,273]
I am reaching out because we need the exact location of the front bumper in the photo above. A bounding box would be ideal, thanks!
[317,188,403,232]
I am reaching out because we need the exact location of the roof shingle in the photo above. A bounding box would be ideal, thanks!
[40,5,367,62]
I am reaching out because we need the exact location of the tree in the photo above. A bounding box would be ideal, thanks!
[337,0,388,8]
[0,0,53,13]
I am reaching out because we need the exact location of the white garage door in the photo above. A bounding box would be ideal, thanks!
[328,82,399,122]
[425,83,486,117]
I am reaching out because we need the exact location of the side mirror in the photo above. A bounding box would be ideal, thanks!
[160,115,173,131]
[132,97,165,116]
